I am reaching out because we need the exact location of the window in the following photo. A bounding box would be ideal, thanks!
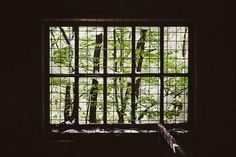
[42,19,192,132]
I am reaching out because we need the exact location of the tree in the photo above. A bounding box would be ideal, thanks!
[111,27,132,123]
[163,27,188,123]
[49,26,189,124]
[50,27,76,124]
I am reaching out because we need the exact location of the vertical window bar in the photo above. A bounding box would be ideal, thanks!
[188,26,193,127]
[131,26,136,124]
[74,26,79,124]
[103,26,107,124]
[44,25,50,131]
[160,26,164,124]
[46,22,191,130]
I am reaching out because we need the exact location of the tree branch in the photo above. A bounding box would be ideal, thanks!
[182,28,187,57]
[164,87,188,98]
[50,30,59,50]
[59,27,71,46]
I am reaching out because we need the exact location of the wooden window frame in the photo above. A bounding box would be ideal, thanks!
[41,19,195,134]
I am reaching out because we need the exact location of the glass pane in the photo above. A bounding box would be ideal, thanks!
[107,77,131,124]
[50,77,75,124]
[164,77,188,124]
[79,27,104,73]
[49,27,75,74]
[136,27,160,73]
[78,77,103,124]
[164,27,188,73]
[135,77,160,124]
[107,27,132,74]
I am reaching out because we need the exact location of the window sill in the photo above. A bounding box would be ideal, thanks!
[44,123,189,137]
[52,128,159,134]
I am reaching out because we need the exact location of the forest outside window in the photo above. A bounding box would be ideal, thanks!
[44,22,191,131]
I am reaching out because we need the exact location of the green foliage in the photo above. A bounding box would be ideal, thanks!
[164,77,188,123]
[53,46,73,66]
[49,26,188,124]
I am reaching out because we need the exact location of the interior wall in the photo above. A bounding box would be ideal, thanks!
[2,0,234,157]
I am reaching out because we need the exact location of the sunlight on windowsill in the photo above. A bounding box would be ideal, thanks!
[52,128,159,134]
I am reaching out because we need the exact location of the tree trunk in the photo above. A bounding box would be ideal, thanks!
[93,33,103,73]
[136,29,147,72]
[135,29,147,121]
[89,79,98,123]
[118,28,125,123]
[113,29,121,120]
[182,28,188,57]
[68,83,76,122]
[64,83,72,122]
[58,27,75,124]
[59,27,71,46]
[113,28,132,123]
[119,82,131,123]
[88,33,103,123]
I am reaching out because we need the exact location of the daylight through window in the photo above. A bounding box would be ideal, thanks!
[46,24,190,127]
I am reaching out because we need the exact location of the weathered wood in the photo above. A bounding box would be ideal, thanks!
[157,124,186,156]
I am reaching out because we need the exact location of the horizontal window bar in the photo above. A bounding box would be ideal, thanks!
[49,73,188,77]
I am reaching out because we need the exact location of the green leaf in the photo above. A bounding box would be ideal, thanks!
[53,46,73,66]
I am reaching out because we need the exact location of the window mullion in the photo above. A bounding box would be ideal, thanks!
[74,26,79,124]
[131,26,136,124]
[160,26,164,124]
[103,26,107,124]
[47,23,191,128]
[45,25,50,130]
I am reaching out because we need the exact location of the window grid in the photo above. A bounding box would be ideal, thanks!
[47,25,189,127]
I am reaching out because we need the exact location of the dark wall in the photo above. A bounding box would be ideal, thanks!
[2,0,234,157]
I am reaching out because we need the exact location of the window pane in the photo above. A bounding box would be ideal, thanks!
[49,27,75,74]
[164,77,188,124]
[136,27,160,73]
[164,27,188,73]
[79,27,104,73]
[50,77,75,124]
[78,77,103,124]
[47,24,191,127]
[107,27,132,74]
[107,77,131,124]
[135,77,160,124]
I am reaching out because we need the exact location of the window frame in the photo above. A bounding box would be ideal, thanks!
[41,19,195,133]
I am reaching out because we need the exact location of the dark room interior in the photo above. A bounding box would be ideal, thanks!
[2,0,235,157]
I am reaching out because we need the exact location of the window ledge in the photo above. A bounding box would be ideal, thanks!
[51,128,159,134]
